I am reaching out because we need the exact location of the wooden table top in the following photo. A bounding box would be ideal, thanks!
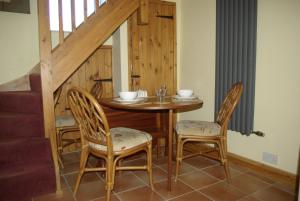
[99,96,203,111]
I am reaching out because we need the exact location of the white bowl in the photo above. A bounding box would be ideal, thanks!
[177,89,193,97]
[119,91,138,100]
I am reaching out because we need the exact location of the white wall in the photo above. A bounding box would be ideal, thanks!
[180,0,216,122]
[180,0,300,174]
[0,0,39,84]
[112,21,128,96]
[228,0,300,174]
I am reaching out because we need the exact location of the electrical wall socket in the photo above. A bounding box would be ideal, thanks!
[262,152,278,165]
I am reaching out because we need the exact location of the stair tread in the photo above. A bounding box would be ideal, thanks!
[0,137,48,144]
[0,161,54,179]
[0,111,41,117]
[0,74,55,200]
[0,91,40,95]
[0,111,44,138]
[0,90,43,114]
[0,137,52,167]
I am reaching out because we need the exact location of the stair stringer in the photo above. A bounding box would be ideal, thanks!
[51,0,140,91]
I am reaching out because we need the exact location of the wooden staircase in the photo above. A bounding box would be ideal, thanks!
[37,0,149,193]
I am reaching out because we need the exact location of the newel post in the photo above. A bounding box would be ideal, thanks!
[37,0,62,193]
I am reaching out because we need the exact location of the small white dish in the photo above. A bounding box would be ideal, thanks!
[177,89,193,97]
[119,91,138,100]
[173,95,198,100]
[114,97,144,103]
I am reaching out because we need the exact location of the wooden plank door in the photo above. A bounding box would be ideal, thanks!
[128,1,176,96]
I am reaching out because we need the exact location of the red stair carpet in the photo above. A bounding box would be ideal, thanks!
[0,74,56,201]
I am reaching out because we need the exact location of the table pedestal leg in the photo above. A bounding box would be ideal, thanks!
[167,109,173,191]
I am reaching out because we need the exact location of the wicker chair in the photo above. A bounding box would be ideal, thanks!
[175,82,243,182]
[67,87,153,201]
[54,82,106,168]
[54,87,80,168]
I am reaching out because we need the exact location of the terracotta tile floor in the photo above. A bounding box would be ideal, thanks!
[33,151,297,201]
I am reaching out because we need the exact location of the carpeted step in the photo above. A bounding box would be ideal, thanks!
[0,161,56,201]
[0,91,43,114]
[0,138,52,168]
[0,112,44,139]
[29,73,41,92]
[0,73,56,200]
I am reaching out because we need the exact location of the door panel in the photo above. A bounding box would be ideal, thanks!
[128,1,176,96]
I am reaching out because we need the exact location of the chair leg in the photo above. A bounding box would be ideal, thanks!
[57,151,64,169]
[175,136,183,182]
[73,146,89,195]
[106,187,111,201]
[147,142,154,190]
[106,157,113,201]
[112,158,118,190]
[56,130,64,168]
[219,140,231,183]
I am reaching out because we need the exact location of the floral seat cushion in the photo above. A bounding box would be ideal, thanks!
[89,127,152,152]
[176,120,221,136]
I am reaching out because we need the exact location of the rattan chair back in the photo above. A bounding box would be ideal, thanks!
[216,82,243,135]
[67,87,112,153]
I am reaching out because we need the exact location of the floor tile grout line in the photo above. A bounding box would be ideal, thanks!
[114,191,123,201]
[272,181,297,195]
[150,167,214,200]
[129,168,167,200]
[243,182,279,200]
[61,173,78,201]
[114,183,148,195]
[162,175,216,201]
[177,165,227,184]
[230,166,277,184]
[195,180,250,201]
[196,190,216,201]
[61,152,296,201]
[195,179,225,191]
[165,190,206,201]
[236,195,264,201]
[243,169,297,195]
[114,171,147,192]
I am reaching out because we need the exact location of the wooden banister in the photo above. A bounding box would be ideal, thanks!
[38,0,149,194]
[84,0,88,20]
[58,0,63,44]
[37,0,62,194]
[71,1,76,31]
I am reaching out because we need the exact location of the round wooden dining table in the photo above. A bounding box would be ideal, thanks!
[99,96,203,191]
